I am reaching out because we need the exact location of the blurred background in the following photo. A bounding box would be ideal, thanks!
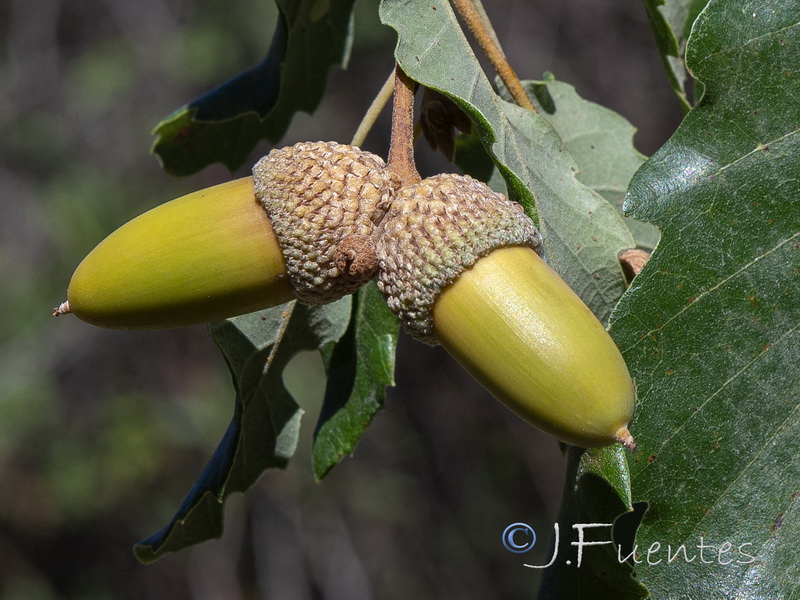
[0,0,682,598]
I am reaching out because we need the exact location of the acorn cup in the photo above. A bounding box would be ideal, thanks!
[376,173,636,449]
[57,141,399,329]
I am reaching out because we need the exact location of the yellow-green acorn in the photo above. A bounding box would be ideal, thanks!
[376,174,636,449]
[58,141,399,329]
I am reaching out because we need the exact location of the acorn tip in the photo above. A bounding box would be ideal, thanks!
[615,426,636,451]
[53,301,71,318]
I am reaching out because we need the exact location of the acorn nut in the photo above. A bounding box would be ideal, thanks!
[58,141,400,329]
[376,173,636,449]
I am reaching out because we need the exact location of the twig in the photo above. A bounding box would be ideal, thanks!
[387,65,421,185]
[467,0,503,50]
[351,70,395,148]
[450,0,536,112]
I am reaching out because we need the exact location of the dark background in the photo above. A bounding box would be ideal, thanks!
[0,1,682,598]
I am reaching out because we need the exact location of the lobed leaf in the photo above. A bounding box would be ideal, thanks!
[151,0,358,176]
[135,299,351,562]
[611,0,800,596]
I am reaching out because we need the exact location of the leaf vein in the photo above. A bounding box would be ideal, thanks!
[714,127,800,178]
[696,20,800,64]
[622,231,800,355]
[676,396,800,551]
[647,321,798,460]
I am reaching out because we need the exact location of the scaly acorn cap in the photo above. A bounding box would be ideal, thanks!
[253,141,400,305]
[377,173,542,344]
[376,173,635,449]
[59,142,399,329]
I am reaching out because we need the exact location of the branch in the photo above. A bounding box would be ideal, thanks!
[450,0,535,112]
[387,65,421,185]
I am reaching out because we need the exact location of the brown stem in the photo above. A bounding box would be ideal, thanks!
[467,0,502,49]
[450,0,536,112]
[387,65,421,185]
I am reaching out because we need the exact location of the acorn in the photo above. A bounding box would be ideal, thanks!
[376,174,635,449]
[56,141,400,329]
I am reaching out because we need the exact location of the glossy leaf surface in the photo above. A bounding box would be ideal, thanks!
[611,1,800,596]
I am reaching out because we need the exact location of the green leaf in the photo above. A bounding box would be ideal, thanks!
[380,0,635,324]
[519,79,660,251]
[151,0,357,176]
[538,446,647,600]
[641,0,709,111]
[134,299,351,562]
[312,281,399,480]
[482,76,658,250]
[612,0,800,596]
